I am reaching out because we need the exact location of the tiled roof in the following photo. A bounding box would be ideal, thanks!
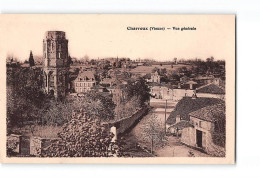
[196,83,225,94]
[77,71,95,80]
[166,97,224,125]
[100,78,116,84]
[169,120,194,130]
[189,103,225,122]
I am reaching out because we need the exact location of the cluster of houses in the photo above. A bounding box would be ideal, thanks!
[149,73,227,157]
[56,58,226,157]
[147,70,225,101]
[130,68,226,157]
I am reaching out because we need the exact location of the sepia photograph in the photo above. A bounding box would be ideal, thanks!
[0,14,235,164]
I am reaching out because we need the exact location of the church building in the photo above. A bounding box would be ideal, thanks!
[42,31,70,100]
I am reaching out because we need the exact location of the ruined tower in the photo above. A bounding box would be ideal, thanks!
[42,31,70,99]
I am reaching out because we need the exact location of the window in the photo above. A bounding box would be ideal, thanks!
[49,74,55,87]
[199,121,202,128]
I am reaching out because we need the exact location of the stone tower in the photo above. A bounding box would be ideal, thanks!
[42,31,70,99]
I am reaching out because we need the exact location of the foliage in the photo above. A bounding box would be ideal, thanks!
[125,77,150,106]
[7,67,48,129]
[40,114,124,157]
[40,91,115,127]
[41,100,75,126]
[167,70,181,84]
[141,114,168,153]
[191,57,225,78]
[72,92,116,122]
[7,65,116,130]
[113,77,149,120]
[115,95,141,119]
[212,104,226,148]
[29,51,35,67]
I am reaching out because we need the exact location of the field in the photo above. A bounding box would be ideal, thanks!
[129,64,191,74]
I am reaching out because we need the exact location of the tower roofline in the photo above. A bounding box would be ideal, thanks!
[45,31,66,39]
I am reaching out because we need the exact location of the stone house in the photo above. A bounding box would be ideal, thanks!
[151,71,160,83]
[196,82,225,100]
[150,84,174,100]
[181,104,225,156]
[166,97,224,131]
[100,78,116,87]
[147,71,161,83]
[74,71,96,93]
[172,88,195,100]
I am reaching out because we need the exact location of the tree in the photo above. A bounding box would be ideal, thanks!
[41,100,75,126]
[7,67,47,129]
[206,56,214,62]
[160,68,167,76]
[141,114,168,154]
[40,115,121,157]
[28,51,35,67]
[6,53,19,63]
[41,91,116,127]
[80,55,89,64]
[115,95,141,119]
[125,77,150,106]
[72,92,116,122]
[152,67,159,73]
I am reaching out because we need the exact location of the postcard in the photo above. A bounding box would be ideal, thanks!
[0,14,235,164]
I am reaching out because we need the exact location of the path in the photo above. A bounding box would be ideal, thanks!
[124,98,209,157]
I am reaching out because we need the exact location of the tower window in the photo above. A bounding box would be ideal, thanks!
[49,74,55,87]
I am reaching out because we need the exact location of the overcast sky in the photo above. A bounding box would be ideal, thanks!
[0,14,235,62]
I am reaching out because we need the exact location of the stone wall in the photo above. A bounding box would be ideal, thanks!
[7,134,21,154]
[181,126,225,157]
[108,106,148,135]
[30,137,42,156]
[181,127,196,147]
[30,137,60,156]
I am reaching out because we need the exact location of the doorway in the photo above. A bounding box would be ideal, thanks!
[196,130,203,148]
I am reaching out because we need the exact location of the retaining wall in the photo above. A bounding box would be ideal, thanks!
[108,106,149,135]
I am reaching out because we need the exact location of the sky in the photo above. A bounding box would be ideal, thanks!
[0,14,235,62]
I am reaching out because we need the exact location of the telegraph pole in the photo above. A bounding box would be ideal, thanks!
[164,99,167,134]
